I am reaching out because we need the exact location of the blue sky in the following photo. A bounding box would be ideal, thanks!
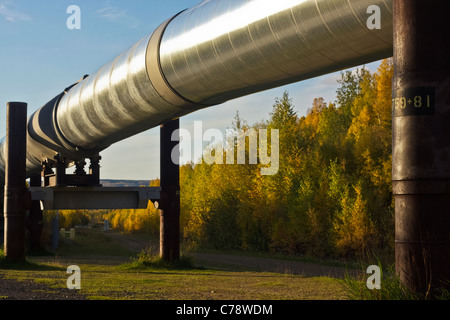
[0,0,381,180]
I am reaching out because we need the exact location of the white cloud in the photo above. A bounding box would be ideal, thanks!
[97,6,140,28]
[0,3,31,22]
[97,7,127,20]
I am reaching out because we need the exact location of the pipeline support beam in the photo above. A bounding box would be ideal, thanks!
[28,175,43,252]
[3,102,28,262]
[393,0,450,295]
[159,118,180,262]
[29,186,160,210]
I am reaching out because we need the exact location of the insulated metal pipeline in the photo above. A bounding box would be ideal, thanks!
[0,0,393,180]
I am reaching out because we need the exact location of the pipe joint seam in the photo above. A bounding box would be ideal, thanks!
[146,11,210,109]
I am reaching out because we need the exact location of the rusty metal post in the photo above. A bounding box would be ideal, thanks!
[392,0,450,295]
[159,118,180,261]
[3,102,28,262]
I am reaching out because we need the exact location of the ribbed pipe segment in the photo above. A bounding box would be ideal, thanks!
[0,0,393,180]
[159,0,393,104]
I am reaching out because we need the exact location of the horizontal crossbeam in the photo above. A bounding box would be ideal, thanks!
[29,186,160,210]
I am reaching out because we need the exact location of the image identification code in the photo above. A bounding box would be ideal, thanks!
[176,303,273,317]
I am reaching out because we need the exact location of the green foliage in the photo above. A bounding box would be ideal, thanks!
[179,59,394,261]
[336,67,370,126]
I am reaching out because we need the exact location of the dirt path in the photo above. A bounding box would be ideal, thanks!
[94,230,361,279]
[193,252,360,279]
[101,231,360,279]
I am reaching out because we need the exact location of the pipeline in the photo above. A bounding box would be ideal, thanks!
[0,0,393,179]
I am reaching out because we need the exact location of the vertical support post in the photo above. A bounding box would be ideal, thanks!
[28,174,43,253]
[392,1,450,295]
[3,102,28,262]
[0,188,3,247]
[52,211,59,251]
[159,118,180,261]
[89,154,102,185]
[42,160,53,187]
[55,154,66,186]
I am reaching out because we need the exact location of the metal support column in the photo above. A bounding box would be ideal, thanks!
[159,118,180,261]
[393,0,450,295]
[28,175,43,253]
[3,102,28,262]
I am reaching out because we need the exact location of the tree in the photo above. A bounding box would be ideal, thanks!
[267,91,300,201]
[333,182,377,259]
[177,59,395,260]
[269,91,297,128]
[336,67,370,126]
[373,58,393,129]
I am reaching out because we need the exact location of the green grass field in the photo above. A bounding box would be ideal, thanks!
[1,262,347,300]
[0,227,350,300]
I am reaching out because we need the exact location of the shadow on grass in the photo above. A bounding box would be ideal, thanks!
[0,247,64,271]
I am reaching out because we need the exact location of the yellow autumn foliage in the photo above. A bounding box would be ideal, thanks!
[104,201,160,235]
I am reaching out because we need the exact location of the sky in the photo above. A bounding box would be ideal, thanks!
[0,0,382,180]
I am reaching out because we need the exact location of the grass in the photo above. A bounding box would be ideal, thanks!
[120,247,196,270]
[7,228,449,300]
[342,264,417,300]
[0,229,348,300]
[1,259,347,300]
[53,227,138,257]
[341,262,450,300]
[0,246,64,271]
